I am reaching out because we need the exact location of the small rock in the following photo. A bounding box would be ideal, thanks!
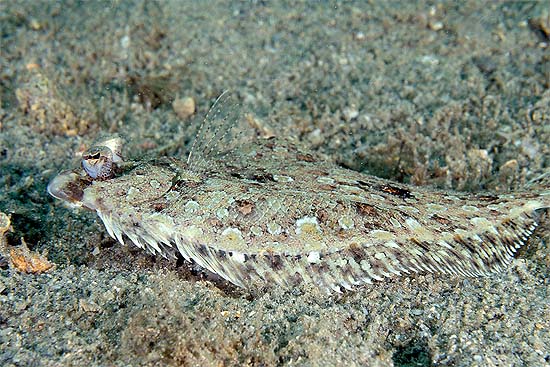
[79,299,102,313]
[172,96,196,120]
[9,242,54,274]
[342,106,359,122]
[353,31,366,41]
[307,128,324,146]
[429,21,444,31]
[499,159,519,187]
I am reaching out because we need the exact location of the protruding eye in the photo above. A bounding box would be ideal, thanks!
[88,152,101,160]
[82,146,114,180]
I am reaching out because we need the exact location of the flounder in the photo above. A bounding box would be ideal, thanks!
[48,96,549,292]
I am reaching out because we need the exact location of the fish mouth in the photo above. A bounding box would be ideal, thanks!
[47,170,95,210]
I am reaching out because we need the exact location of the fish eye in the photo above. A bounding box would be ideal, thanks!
[83,150,101,160]
[81,146,115,180]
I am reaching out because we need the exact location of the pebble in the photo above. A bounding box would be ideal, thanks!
[172,96,196,120]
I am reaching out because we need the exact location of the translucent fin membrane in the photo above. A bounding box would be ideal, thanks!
[96,202,545,293]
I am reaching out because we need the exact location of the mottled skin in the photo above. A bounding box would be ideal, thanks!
[49,137,549,292]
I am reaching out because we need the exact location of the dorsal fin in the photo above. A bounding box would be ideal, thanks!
[186,91,249,172]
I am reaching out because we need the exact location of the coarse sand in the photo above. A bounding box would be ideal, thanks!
[0,1,549,366]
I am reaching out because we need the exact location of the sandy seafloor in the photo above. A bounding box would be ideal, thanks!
[1,1,549,366]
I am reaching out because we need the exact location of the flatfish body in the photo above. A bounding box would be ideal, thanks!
[48,135,549,292]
